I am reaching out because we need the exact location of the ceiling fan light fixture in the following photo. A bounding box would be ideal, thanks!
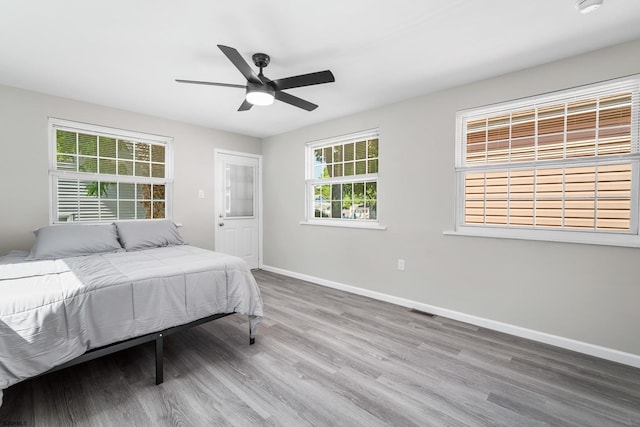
[246,84,275,106]
[575,0,603,14]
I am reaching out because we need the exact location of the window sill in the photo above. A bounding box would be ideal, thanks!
[443,227,640,248]
[300,220,387,230]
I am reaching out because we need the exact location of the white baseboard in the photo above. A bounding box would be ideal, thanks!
[261,265,640,369]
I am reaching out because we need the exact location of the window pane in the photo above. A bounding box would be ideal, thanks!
[77,180,101,222]
[78,157,97,173]
[119,201,135,219]
[137,183,152,201]
[57,130,76,155]
[151,144,165,163]
[323,147,332,165]
[511,111,535,138]
[355,141,366,160]
[98,158,116,174]
[342,183,353,213]
[118,140,134,159]
[57,155,76,171]
[137,201,151,219]
[324,164,333,178]
[344,143,354,161]
[314,165,324,179]
[226,164,254,217]
[119,183,135,199]
[102,182,117,200]
[510,137,535,162]
[486,140,510,163]
[333,145,342,163]
[118,160,133,176]
[344,162,354,176]
[355,160,366,175]
[331,201,341,218]
[367,139,378,158]
[153,165,167,181]
[152,184,166,201]
[135,161,150,177]
[152,201,166,219]
[57,179,79,222]
[365,181,377,201]
[135,142,150,161]
[331,184,341,201]
[99,137,116,158]
[78,134,97,156]
[368,159,378,174]
[367,201,377,220]
[354,182,365,206]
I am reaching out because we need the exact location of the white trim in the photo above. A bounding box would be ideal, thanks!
[49,117,173,145]
[443,225,640,248]
[299,220,386,230]
[306,128,380,148]
[261,265,640,369]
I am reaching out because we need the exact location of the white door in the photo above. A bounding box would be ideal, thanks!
[215,151,261,269]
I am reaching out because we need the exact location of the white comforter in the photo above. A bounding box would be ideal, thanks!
[0,245,263,404]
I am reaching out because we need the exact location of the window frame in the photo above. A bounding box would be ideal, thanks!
[48,118,174,224]
[302,128,385,230]
[451,76,640,247]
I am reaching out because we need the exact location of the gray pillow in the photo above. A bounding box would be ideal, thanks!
[27,224,123,260]
[114,220,184,251]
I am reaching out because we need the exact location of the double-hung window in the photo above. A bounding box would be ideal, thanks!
[49,118,173,223]
[454,76,640,246]
[305,129,381,228]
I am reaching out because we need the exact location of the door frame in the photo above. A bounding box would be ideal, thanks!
[214,149,263,269]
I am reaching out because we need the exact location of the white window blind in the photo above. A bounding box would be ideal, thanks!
[454,76,640,246]
[49,118,173,223]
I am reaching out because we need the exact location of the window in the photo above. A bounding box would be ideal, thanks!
[49,118,173,223]
[305,129,381,227]
[454,76,640,246]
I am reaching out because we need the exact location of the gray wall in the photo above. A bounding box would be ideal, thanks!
[262,39,640,357]
[0,84,261,254]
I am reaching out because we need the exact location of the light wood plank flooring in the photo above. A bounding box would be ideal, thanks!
[1,269,639,426]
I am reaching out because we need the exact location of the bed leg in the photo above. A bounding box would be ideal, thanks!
[250,337,255,345]
[155,333,164,385]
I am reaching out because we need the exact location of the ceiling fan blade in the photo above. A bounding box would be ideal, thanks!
[238,99,253,111]
[217,45,263,86]
[269,70,335,91]
[275,91,318,111]
[175,79,246,89]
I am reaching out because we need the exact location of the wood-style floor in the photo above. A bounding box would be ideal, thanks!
[1,270,639,426]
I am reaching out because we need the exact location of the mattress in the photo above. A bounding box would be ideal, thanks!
[0,245,263,403]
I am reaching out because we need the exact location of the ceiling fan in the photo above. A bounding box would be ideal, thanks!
[176,45,335,112]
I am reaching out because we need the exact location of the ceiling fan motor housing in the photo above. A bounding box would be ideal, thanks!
[252,53,270,69]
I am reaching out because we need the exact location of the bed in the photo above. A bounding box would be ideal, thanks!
[0,221,264,406]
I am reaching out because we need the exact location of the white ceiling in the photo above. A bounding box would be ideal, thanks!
[1,0,640,138]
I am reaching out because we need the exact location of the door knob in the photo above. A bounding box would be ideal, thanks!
[219,222,224,226]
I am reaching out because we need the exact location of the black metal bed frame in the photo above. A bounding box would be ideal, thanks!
[44,311,253,384]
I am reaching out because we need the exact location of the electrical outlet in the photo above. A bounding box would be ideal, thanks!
[397,259,405,271]
[198,189,205,199]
